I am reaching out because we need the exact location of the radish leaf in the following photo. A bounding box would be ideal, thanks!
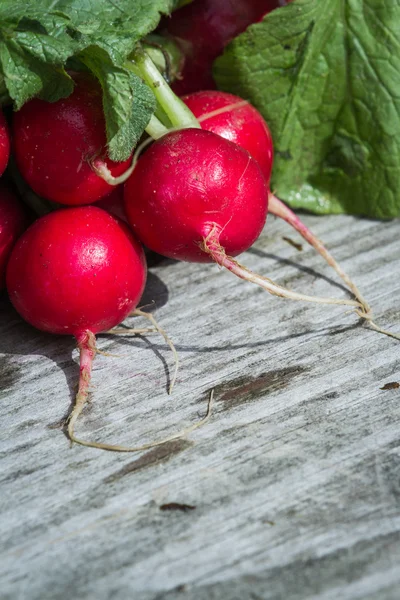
[214,0,400,218]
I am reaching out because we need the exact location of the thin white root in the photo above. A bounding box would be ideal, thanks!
[134,308,179,395]
[355,310,400,341]
[108,308,179,395]
[67,389,214,453]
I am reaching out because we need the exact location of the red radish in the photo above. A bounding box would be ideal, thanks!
[179,92,399,339]
[124,128,363,311]
[182,90,274,184]
[12,73,130,206]
[6,206,147,446]
[161,0,281,95]
[0,184,29,290]
[126,128,268,262]
[0,109,10,177]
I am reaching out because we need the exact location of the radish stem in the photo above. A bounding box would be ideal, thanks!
[146,114,170,139]
[132,50,200,130]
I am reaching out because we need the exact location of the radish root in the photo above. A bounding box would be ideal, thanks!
[108,308,179,395]
[201,225,363,310]
[66,310,197,452]
[67,330,97,446]
[68,371,214,452]
[269,194,400,340]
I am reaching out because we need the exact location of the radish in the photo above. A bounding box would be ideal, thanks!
[6,205,208,451]
[6,206,148,448]
[0,108,10,177]
[96,52,398,339]
[182,90,274,184]
[178,91,399,339]
[12,73,131,206]
[0,183,29,290]
[124,128,364,312]
[160,0,282,95]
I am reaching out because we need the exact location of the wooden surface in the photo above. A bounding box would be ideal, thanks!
[1,213,399,600]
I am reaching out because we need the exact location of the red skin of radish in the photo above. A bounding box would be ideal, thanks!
[182,90,274,184]
[6,206,146,336]
[12,74,130,206]
[161,0,281,95]
[0,184,29,290]
[0,109,10,177]
[124,128,268,263]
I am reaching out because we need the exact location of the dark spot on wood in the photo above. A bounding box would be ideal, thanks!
[299,390,339,407]
[380,382,399,390]
[1,465,49,484]
[103,439,193,483]
[0,357,22,392]
[16,419,38,431]
[215,366,308,411]
[160,503,196,513]
[282,236,303,252]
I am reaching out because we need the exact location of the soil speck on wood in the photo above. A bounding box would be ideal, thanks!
[160,503,196,513]
[380,382,399,390]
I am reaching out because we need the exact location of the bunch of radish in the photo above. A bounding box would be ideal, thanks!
[1,0,398,453]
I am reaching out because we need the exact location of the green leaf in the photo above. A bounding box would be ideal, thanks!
[79,46,156,162]
[214,0,400,219]
[0,0,182,157]
[0,38,74,108]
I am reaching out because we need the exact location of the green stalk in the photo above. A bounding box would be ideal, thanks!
[146,114,170,139]
[131,50,200,130]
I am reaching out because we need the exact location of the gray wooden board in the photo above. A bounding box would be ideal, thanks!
[1,213,400,600]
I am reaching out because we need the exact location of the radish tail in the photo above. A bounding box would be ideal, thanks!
[269,194,400,340]
[67,330,97,445]
[68,380,214,453]
[201,226,363,310]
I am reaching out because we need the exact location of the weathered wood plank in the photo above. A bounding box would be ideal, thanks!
[1,214,399,600]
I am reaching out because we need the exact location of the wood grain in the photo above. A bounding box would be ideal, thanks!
[1,213,399,600]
